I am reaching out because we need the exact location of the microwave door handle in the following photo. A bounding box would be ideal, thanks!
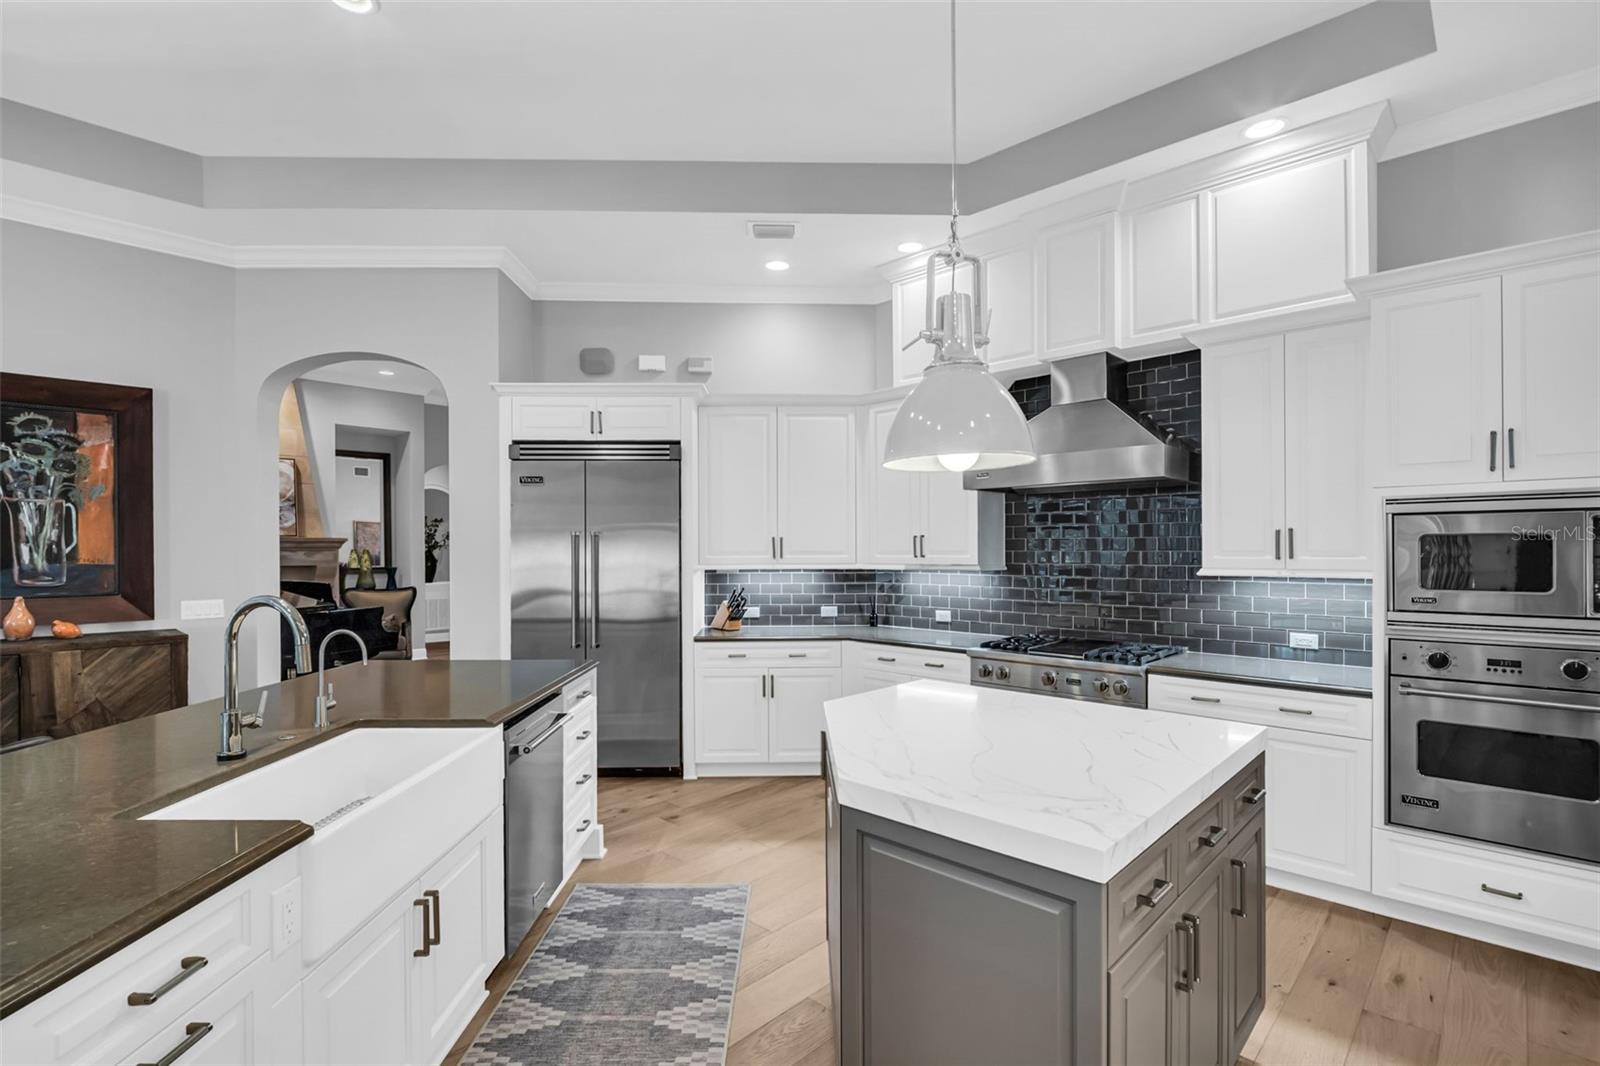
[1396,683,1596,715]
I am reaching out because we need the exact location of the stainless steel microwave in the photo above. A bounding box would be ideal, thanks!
[1387,492,1599,631]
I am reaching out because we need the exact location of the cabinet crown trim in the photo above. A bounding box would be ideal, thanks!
[1347,230,1600,296]
[1184,300,1370,347]
[492,382,707,397]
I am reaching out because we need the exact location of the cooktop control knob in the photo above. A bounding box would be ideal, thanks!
[1562,659,1591,682]
[1111,679,1130,697]
[1094,678,1111,695]
[995,665,1011,681]
[1425,651,1452,671]
[977,663,994,679]
[1040,670,1057,688]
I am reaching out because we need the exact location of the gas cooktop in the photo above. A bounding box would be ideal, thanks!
[970,635,1185,706]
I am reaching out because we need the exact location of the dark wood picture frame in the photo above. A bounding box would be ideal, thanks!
[0,372,154,622]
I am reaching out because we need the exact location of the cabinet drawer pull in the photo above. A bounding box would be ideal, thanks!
[575,730,592,741]
[1240,786,1267,806]
[1278,706,1315,716]
[128,956,208,1005]
[1136,878,1173,909]
[413,896,433,957]
[576,818,592,834]
[923,661,945,669]
[576,689,592,699]
[726,652,748,658]
[1198,824,1228,848]
[138,1021,213,1066]
[425,888,442,948]
[1480,882,1524,901]
[575,773,593,786]
[1189,695,1221,704]
[788,652,807,658]
[1231,858,1248,918]
[876,656,897,663]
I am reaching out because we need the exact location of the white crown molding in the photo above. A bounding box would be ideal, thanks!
[530,281,885,305]
[491,382,708,396]
[1346,230,1600,296]
[1,195,235,266]
[1381,68,1600,161]
[1183,298,1370,348]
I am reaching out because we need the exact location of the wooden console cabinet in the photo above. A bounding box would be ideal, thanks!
[0,629,188,744]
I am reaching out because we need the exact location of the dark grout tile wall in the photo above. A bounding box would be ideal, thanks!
[705,352,1373,667]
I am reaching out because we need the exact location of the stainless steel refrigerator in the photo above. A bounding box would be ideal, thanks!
[509,441,681,770]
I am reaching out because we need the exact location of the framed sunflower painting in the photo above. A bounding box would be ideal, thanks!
[0,373,154,622]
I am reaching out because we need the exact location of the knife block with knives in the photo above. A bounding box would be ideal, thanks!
[710,586,749,631]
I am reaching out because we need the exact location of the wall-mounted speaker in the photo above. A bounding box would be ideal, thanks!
[579,347,615,375]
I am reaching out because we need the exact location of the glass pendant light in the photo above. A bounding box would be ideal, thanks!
[883,0,1036,474]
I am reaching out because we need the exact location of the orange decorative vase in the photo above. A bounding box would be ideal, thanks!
[4,597,36,641]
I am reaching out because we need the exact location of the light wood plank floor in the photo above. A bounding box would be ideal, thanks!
[448,776,1599,1066]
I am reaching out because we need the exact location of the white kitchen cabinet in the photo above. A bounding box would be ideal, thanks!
[302,888,416,1066]
[1201,321,1369,576]
[860,401,1005,569]
[510,394,681,441]
[1201,336,1284,574]
[776,408,856,565]
[892,263,974,386]
[695,669,769,763]
[842,642,970,694]
[1263,728,1371,891]
[768,668,843,763]
[980,243,1037,372]
[1368,277,1503,487]
[1038,213,1115,359]
[118,965,278,1066]
[699,407,778,566]
[1501,257,1600,482]
[1123,195,1202,344]
[700,406,855,566]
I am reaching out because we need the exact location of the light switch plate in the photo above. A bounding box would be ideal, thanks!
[180,599,225,620]
[819,605,838,617]
[1289,631,1320,650]
[935,609,953,623]
[744,605,760,618]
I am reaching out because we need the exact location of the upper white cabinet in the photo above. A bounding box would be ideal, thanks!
[510,393,682,441]
[1123,195,1204,344]
[1201,320,1369,577]
[1038,213,1116,359]
[860,401,1004,569]
[699,406,855,567]
[892,262,973,386]
[979,243,1037,373]
[1361,237,1600,488]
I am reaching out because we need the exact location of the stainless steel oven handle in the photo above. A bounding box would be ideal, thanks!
[1396,683,1597,714]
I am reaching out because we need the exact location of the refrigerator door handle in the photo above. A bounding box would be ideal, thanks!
[590,532,602,648]
[569,531,582,649]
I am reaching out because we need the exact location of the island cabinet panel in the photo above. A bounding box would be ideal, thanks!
[1107,916,1178,1066]
[1223,817,1266,1058]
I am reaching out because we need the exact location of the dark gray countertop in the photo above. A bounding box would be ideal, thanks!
[694,625,999,653]
[1148,652,1372,696]
[0,657,592,1018]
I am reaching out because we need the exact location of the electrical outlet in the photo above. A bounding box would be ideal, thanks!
[935,609,953,624]
[744,605,760,618]
[180,599,224,620]
[272,880,301,955]
[819,605,838,618]
[1289,631,1320,650]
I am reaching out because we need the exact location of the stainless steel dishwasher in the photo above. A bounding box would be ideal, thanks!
[504,694,566,957]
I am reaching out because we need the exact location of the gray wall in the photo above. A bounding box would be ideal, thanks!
[1376,104,1600,270]
[496,273,539,381]
[508,300,881,395]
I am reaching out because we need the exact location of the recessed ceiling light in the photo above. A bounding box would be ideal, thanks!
[765,260,790,272]
[897,242,925,254]
[1243,118,1286,140]
[378,369,396,376]
[331,0,379,13]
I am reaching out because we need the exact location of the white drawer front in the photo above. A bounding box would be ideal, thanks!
[564,784,598,865]
[563,671,598,712]
[1373,828,1600,949]
[564,699,597,761]
[1147,674,1371,739]
[847,641,968,680]
[2,853,291,1066]
[695,641,842,669]
[563,745,597,806]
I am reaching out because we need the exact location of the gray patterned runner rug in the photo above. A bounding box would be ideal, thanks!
[464,883,750,1066]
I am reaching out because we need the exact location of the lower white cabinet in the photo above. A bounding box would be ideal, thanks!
[302,888,415,1066]
[119,963,288,1066]
[411,813,503,1064]
[695,642,842,771]
[842,642,970,694]
[769,669,843,763]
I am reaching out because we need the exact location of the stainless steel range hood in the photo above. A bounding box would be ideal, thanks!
[964,353,1195,492]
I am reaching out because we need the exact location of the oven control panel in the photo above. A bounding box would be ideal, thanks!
[1390,638,1600,693]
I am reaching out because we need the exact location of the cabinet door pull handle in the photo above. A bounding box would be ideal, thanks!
[1198,824,1228,848]
[788,652,807,658]
[1274,528,1282,560]
[1231,858,1248,918]
[778,536,784,559]
[1190,695,1221,704]
[425,888,442,948]
[727,652,747,658]
[1481,882,1524,901]
[761,674,767,698]
[589,410,595,435]
[770,675,777,697]
[575,730,592,741]
[576,818,592,834]
[575,773,593,785]
[1175,915,1198,992]
[413,897,433,957]
[1489,429,1498,472]
[1240,786,1267,805]
[771,536,777,559]
[923,661,945,669]
[138,1021,214,1066]
[1507,427,1516,469]
[1136,878,1173,908]
[1287,527,1295,559]
[1278,706,1315,716]
[127,956,208,1005]
[876,656,897,662]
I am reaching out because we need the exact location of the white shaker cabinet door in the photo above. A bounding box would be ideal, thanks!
[776,408,856,565]
[1501,256,1600,482]
[767,668,842,764]
[1264,729,1372,891]
[1369,278,1502,487]
[1039,214,1114,359]
[698,407,779,566]
[303,889,417,1066]
[980,243,1038,371]
[1283,322,1371,574]
[695,670,769,763]
[595,396,682,440]
[510,396,596,440]
[861,402,920,566]
[411,813,501,1066]
[1201,336,1285,573]
[1123,195,1202,342]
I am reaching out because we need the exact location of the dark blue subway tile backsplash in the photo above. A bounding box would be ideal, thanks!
[704,352,1372,667]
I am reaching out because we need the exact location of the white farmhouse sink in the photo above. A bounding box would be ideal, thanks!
[144,727,502,961]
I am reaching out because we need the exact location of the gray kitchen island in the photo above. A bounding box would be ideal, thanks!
[823,679,1269,1066]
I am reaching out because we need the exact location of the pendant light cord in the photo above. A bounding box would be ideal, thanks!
[948,0,960,255]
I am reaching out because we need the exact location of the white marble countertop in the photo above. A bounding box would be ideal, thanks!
[823,680,1266,884]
